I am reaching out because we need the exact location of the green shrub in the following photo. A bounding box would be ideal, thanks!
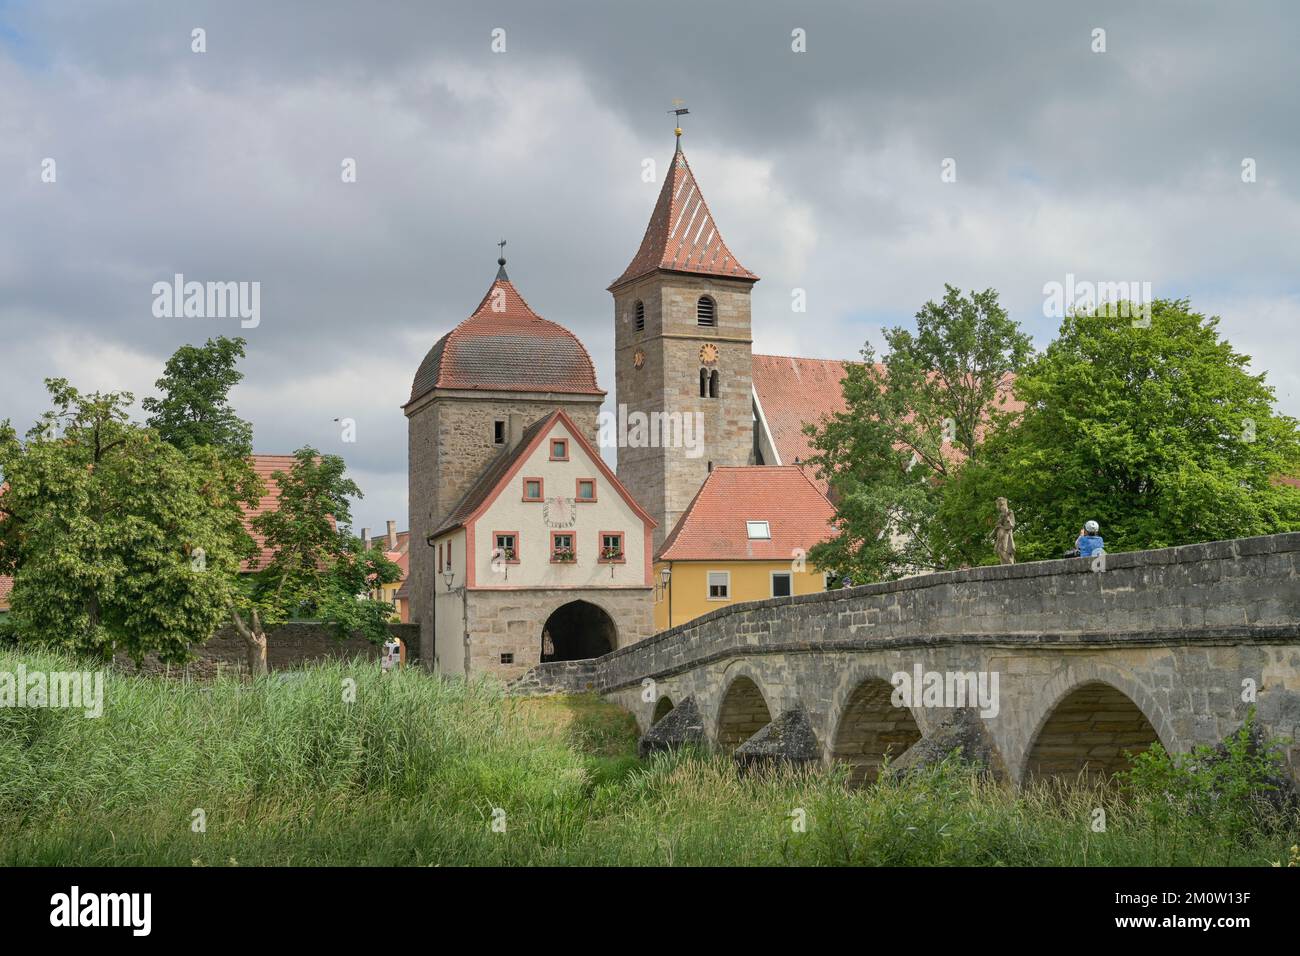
[1121,710,1292,840]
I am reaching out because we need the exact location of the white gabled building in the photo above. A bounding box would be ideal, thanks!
[428,408,656,681]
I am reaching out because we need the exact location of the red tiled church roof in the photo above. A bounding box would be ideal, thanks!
[242,455,301,572]
[752,354,863,489]
[407,270,603,406]
[751,354,1024,495]
[610,145,758,290]
[657,466,834,562]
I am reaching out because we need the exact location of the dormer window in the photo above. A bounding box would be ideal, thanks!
[697,295,716,327]
[746,520,771,540]
[634,300,645,332]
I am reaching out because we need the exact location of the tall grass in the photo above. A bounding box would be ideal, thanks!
[2,649,1296,866]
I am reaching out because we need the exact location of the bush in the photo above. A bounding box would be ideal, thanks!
[1121,710,1293,839]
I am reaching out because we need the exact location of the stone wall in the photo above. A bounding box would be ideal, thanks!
[464,587,654,683]
[113,622,420,679]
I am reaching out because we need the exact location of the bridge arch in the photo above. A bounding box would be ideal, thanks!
[830,675,923,786]
[715,673,773,752]
[1020,673,1168,786]
[652,695,675,723]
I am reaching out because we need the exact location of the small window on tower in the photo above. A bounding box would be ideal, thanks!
[709,369,719,398]
[697,295,716,327]
[634,300,645,332]
[699,368,708,397]
[493,420,506,445]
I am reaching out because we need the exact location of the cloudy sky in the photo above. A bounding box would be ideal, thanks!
[2,0,1298,535]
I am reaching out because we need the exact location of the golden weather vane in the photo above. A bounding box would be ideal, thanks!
[668,99,689,142]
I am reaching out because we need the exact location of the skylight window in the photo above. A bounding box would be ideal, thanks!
[746,520,771,540]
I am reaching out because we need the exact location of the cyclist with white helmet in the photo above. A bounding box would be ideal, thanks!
[1075,520,1104,558]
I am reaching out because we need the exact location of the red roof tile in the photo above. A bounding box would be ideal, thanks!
[657,466,835,562]
[751,354,1024,494]
[242,455,301,572]
[408,273,603,406]
[752,355,861,490]
[610,146,758,290]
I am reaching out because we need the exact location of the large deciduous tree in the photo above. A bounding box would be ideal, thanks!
[806,285,1032,582]
[142,335,254,455]
[230,449,400,676]
[946,299,1300,561]
[0,380,254,663]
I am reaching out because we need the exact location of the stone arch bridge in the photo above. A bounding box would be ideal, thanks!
[519,533,1300,786]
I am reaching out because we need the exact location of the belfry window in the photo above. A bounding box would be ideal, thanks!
[697,295,716,327]
[634,300,645,331]
[699,368,708,397]
[709,369,719,398]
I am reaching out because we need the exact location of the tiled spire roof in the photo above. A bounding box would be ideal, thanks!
[610,147,758,290]
[408,273,604,406]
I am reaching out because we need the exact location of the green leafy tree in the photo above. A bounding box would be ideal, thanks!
[948,299,1300,561]
[142,336,253,455]
[0,380,254,663]
[806,285,1032,582]
[230,448,400,676]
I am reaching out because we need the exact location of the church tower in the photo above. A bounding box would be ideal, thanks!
[610,129,758,548]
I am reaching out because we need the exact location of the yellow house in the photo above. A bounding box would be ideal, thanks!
[654,466,836,630]
[362,522,410,622]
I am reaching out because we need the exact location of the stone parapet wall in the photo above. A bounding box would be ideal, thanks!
[592,533,1300,693]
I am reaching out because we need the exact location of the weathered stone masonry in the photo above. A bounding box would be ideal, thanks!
[520,533,1300,786]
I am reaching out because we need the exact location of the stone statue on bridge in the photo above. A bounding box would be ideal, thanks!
[995,497,1016,565]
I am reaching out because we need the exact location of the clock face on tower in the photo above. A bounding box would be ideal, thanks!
[633,348,645,369]
[699,343,719,365]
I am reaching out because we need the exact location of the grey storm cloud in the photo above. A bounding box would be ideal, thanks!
[2,0,1298,534]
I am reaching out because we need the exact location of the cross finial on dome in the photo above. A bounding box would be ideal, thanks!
[495,239,508,280]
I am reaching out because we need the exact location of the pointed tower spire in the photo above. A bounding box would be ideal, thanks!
[609,139,757,290]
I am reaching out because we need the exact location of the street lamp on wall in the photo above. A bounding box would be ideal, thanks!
[660,564,672,628]
[443,567,455,592]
